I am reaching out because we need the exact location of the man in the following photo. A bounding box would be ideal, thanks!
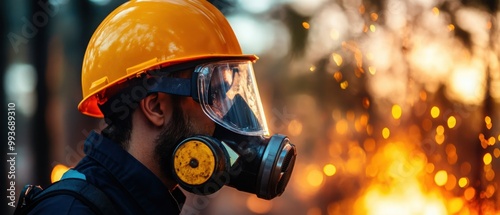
[21,0,296,214]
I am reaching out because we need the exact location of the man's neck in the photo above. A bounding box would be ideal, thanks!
[127,140,177,190]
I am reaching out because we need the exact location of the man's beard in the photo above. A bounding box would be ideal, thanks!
[154,97,195,180]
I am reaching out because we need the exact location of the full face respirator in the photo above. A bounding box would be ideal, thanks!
[147,59,297,199]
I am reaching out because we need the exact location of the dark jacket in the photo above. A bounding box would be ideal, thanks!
[29,131,185,214]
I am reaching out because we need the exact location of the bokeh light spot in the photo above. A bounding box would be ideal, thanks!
[436,125,444,135]
[420,91,427,101]
[333,71,342,82]
[448,24,455,31]
[323,164,337,176]
[485,168,495,181]
[447,116,457,128]
[464,187,476,201]
[432,7,440,16]
[485,185,495,198]
[307,169,324,187]
[391,105,402,119]
[485,116,491,124]
[435,134,445,145]
[444,174,456,190]
[382,127,390,139]
[369,24,376,32]
[483,153,493,165]
[485,116,493,130]
[494,148,500,158]
[336,119,349,135]
[340,81,349,89]
[488,137,495,146]
[431,106,440,118]
[362,97,370,109]
[368,66,376,75]
[302,21,310,29]
[434,170,448,186]
[458,177,468,188]
[332,53,343,66]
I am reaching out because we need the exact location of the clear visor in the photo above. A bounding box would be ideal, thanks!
[196,60,269,136]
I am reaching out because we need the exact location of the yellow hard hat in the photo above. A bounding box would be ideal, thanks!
[78,0,257,118]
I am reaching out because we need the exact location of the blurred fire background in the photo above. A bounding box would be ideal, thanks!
[2,0,500,214]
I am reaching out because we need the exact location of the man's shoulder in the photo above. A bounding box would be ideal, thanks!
[23,169,117,215]
[28,194,95,215]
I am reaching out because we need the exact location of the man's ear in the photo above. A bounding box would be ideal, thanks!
[139,93,171,127]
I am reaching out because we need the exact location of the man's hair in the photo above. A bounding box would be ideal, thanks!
[101,116,133,149]
[98,76,144,149]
